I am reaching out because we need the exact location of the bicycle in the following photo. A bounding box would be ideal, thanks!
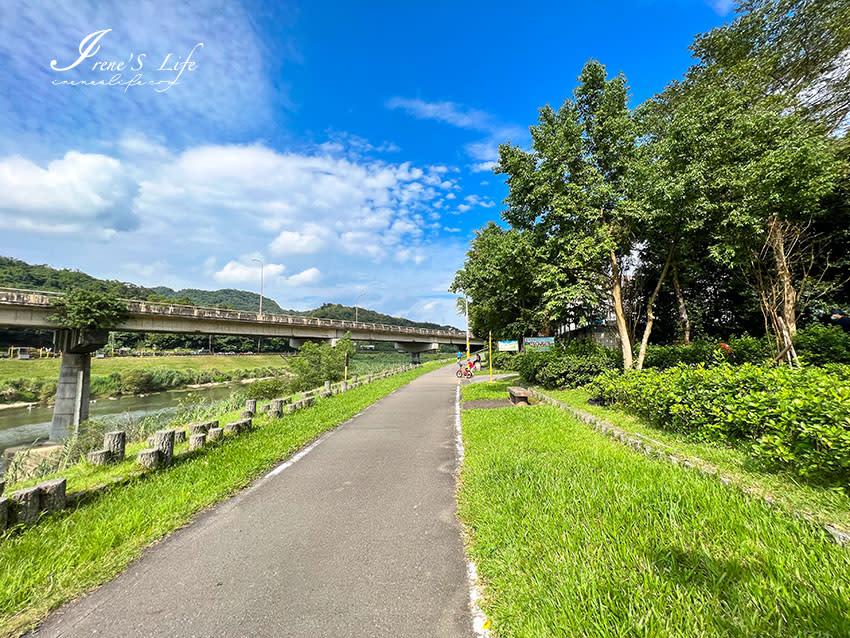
[456,363,474,379]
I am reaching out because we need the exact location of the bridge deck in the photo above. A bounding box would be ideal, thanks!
[0,288,483,345]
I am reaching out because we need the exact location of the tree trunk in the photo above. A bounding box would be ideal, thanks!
[609,251,633,370]
[672,259,690,345]
[636,245,675,370]
[770,218,798,337]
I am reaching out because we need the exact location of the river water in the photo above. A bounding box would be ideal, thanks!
[0,383,241,459]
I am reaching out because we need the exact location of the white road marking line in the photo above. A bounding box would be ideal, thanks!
[455,384,491,637]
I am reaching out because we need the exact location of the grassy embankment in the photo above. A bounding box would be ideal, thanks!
[0,352,435,404]
[0,360,444,637]
[458,384,850,637]
[544,386,850,531]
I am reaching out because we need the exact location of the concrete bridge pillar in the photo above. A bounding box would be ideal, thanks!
[395,342,438,365]
[50,329,109,441]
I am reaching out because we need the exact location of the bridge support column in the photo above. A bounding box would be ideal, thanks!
[395,342,438,365]
[50,329,109,441]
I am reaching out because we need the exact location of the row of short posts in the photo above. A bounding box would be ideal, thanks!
[0,364,421,534]
[137,420,223,469]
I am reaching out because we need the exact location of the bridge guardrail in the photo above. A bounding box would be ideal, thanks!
[0,287,470,340]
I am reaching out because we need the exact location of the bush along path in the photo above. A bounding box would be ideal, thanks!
[458,401,850,637]
[523,384,850,547]
[0,362,435,637]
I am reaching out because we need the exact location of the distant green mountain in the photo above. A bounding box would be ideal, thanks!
[148,286,284,314]
[0,257,455,330]
[305,303,454,331]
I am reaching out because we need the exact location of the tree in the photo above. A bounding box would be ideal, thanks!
[450,223,548,340]
[644,63,841,363]
[48,290,128,331]
[496,60,643,368]
[287,335,356,390]
[691,0,850,132]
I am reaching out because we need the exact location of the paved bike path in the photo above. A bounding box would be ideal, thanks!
[36,365,473,637]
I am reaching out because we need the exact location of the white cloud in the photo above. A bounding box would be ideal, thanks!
[386,97,523,173]
[269,227,328,255]
[456,204,472,213]
[385,98,493,131]
[464,194,495,208]
[705,0,735,14]
[0,151,138,235]
[470,161,498,173]
[285,267,322,286]
[215,260,285,283]
[446,193,456,200]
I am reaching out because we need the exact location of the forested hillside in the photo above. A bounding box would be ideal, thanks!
[304,303,453,331]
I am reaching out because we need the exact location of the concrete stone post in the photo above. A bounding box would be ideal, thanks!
[10,487,41,525]
[189,433,206,451]
[104,431,126,460]
[153,429,175,465]
[39,478,66,512]
[324,380,331,391]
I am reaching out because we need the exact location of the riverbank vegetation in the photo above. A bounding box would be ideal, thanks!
[0,361,443,636]
[0,351,441,404]
[458,402,850,637]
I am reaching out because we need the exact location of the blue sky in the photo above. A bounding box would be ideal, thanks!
[0,0,734,327]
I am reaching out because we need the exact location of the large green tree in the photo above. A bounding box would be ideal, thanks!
[450,222,547,340]
[496,59,646,368]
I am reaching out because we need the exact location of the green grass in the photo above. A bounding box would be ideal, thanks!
[459,404,850,637]
[544,386,850,531]
[0,360,443,637]
[462,379,515,401]
[0,354,291,384]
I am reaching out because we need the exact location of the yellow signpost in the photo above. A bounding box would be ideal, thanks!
[489,331,493,382]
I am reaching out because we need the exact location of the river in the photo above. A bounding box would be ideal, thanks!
[0,383,242,460]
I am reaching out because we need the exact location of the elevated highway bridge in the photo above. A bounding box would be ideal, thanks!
[0,288,484,440]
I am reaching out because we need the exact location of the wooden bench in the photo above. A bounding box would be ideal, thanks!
[507,386,532,406]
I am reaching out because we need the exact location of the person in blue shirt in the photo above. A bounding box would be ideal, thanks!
[830,309,850,332]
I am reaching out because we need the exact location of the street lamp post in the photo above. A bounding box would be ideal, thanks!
[355,291,368,323]
[251,258,264,317]
[465,295,470,359]
[251,258,264,352]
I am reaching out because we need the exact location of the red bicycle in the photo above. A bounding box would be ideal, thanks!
[456,363,474,379]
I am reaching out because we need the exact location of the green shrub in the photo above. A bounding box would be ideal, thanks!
[586,363,850,486]
[643,336,772,369]
[489,351,519,370]
[517,341,620,389]
[794,324,850,366]
[119,369,158,394]
[244,376,293,400]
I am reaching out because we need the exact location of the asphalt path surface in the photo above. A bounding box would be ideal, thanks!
[35,365,474,637]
